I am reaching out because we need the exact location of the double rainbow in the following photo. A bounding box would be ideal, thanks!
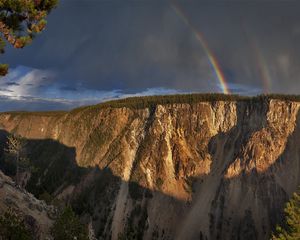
[171,1,230,94]
[252,40,272,93]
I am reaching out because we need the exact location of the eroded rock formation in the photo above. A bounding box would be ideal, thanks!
[0,170,56,239]
[0,97,299,239]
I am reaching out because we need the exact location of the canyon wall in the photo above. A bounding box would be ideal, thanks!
[0,97,299,240]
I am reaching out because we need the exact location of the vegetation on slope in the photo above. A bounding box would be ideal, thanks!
[3,93,300,116]
[72,93,300,112]
[51,206,89,240]
[0,208,33,240]
[271,188,300,240]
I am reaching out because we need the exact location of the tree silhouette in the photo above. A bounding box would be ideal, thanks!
[5,134,28,185]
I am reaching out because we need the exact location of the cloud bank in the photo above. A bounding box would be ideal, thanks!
[1,0,300,110]
[0,66,185,111]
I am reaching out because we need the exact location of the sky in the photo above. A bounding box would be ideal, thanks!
[1,0,300,111]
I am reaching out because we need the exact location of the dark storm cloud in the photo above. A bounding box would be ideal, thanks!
[60,86,78,92]
[1,0,225,92]
[5,82,19,86]
[1,0,300,111]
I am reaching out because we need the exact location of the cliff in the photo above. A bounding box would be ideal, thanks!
[0,170,56,239]
[0,94,299,240]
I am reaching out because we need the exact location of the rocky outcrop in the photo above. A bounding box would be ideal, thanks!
[0,170,56,239]
[0,96,299,240]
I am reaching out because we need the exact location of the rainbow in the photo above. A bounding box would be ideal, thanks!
[171,1,230,94]
[252,40,272,93]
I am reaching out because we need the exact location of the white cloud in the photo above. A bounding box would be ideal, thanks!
[0,66,263,111]
[0,66,183,111]
[0,66,55,99]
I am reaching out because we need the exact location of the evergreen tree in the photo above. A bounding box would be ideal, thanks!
[0,0,58,75]
[51,206,89,240]
[5,134,33,186]
[0,208,32,240]
[271,188,300,240]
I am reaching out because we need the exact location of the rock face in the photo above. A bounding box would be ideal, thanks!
[0,97,299,240]
[0,170,56,239]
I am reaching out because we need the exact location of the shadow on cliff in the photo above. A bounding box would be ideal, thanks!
[0,129,87,196]
[204,100,300,240]
[0,129,186,239]
[0,100,299,240]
